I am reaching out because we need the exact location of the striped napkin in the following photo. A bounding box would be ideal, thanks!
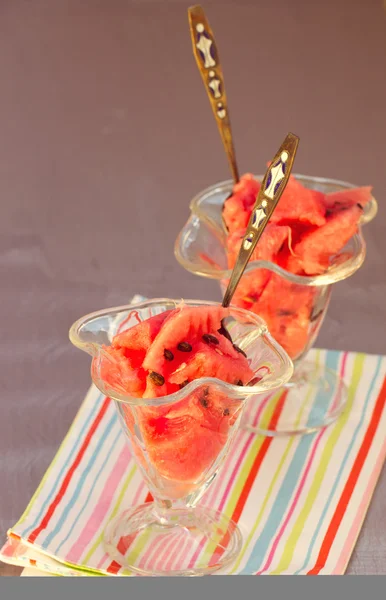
[1,301,385,575]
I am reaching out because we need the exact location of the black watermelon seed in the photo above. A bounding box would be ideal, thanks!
[202,333,219,345]
[164,349,174,361]
[149,371,165,386]
[179,380,189,389]
[277,309,293,317]
[223,408,230,416]
[357,203,364,210]
[202,386,209,397]
[177,342,192,352]
[218,319,233,343]
[200,397,209,408]
[236,380,244,386]
[233,344,247,358]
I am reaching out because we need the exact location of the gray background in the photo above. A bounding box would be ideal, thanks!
[0,0,385,576]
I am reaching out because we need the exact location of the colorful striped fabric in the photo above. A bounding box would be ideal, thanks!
[1,348,385,576]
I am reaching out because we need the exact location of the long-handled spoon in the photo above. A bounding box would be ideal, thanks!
[222,132,300,308]
[188,4,239,184]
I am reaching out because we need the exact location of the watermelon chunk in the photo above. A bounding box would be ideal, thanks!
[269,307,311,359]
[167,341,252,387]
[113,311,170,354]
[139,386,241,481]
[269,176,326,227]
[226,223,290,269]
[322,186,373,213]
[226,223,290,308]
[232,172,260,199]
[97,311,171,396]
[226,271,271,311]
[99,304,253,483]
[258,275,316,315]
[97,346,146,397]
[141,411,226,482]
[286,204,363,275]
[247,274,316,359]
[222,173,260,234]
[142,305,252,397]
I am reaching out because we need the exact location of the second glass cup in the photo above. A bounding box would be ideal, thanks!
[175,175,378,435]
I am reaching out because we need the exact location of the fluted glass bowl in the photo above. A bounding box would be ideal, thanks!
[175,175,378,435]
[69,298,293,576]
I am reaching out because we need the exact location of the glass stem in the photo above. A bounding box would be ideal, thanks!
[152,498,193,527]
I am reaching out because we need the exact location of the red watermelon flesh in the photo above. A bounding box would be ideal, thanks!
[226,223,290,269]
[167,341,252,388]
[256,305,310,359]
[112,311,170,364]
[99,304,253,484]
[321,186,372,215]
[142,305,253,396]
[286,204,363,275]
[249,275,316,359]
[228,271,272,311]
[222,173,260,234]
[270,307,311,359]
[96,346,146,397]
[233,172,260,199]
[269,177,326,227]
[140,408,226,482]
[258,275,316,315]
[226,223,290,309]
[221,173,373,358]
[274,220,311,272]
[97,311,171,397]
[138,386,241,481]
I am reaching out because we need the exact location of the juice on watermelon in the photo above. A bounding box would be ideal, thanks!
[222,173,374,359]
[97,304,254,494]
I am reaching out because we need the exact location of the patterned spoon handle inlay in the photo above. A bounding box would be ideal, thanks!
[222,132,300,308]
[188,4,239,183]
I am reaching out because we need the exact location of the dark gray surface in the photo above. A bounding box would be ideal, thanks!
[1,0,385,576]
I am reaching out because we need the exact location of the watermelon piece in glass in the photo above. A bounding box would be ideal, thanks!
[70,298,292,576]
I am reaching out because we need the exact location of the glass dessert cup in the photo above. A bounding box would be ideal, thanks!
[69,298,293,576]
[175,175,378,436]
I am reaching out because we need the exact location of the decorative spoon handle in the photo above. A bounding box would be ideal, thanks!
[222,132,300,308]
[188,4,239,183]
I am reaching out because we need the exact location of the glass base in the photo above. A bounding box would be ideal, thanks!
[242,360,348,436]
[103,503,242,576]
